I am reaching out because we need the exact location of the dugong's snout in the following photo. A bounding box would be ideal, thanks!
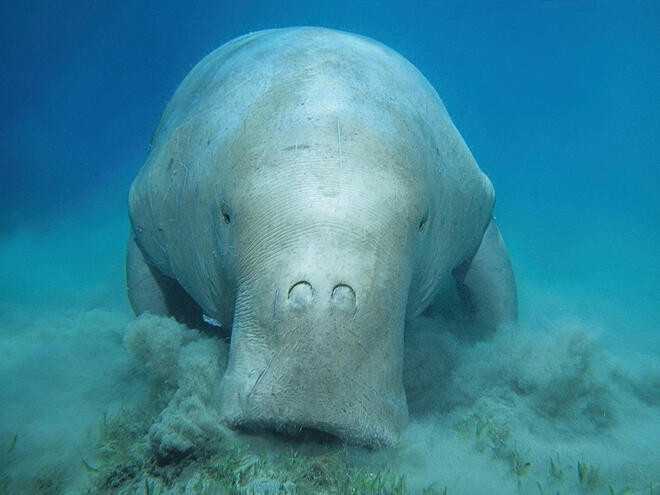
[217,265,410,447]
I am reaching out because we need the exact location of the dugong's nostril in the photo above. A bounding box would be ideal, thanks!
[287,281,314,308]
[331,284,356,312]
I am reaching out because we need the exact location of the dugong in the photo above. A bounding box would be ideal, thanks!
[126,27,517,447]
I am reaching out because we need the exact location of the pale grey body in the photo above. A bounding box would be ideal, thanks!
[126,27,517,447]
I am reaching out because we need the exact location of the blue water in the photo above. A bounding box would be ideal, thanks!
[1,1,658,494]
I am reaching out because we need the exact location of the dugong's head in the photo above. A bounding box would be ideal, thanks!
[216,122,432,446]
[208,33,485,447]
[130,28,494,447]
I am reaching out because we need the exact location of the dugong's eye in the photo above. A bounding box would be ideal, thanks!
[418,210,429,233]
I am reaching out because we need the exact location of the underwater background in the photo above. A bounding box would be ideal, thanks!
[1,1,658,494]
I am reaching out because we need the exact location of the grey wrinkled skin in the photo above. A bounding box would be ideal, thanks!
[126,27,517,447]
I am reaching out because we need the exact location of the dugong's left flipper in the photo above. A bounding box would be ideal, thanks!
[126,232,171,317]
[126,232,211,330]
[456,218,518,335]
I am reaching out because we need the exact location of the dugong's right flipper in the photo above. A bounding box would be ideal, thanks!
[456,218,518,335]
[126,232,208,329]
[423,218,517,340]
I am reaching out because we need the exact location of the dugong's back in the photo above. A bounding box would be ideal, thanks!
[128,27,494,322]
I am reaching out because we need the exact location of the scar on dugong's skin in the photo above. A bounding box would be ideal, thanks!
[126,27,517,447]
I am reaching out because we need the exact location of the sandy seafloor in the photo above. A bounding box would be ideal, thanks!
[1,1,659,494]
